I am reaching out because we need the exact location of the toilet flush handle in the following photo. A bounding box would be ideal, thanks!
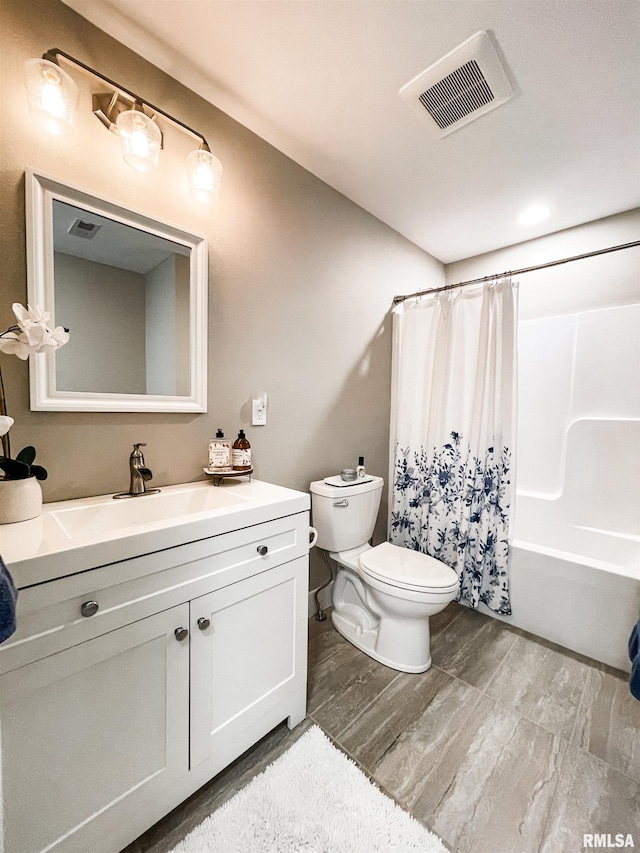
[333,499,349,507]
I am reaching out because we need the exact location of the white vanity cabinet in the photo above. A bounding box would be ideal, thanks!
[0,481,310,853]
[0,605,191,853]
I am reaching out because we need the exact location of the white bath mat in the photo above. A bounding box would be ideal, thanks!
[169,725,447,852]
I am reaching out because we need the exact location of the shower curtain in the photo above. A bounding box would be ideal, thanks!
[389,279,518,614]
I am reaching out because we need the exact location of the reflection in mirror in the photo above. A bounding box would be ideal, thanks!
[53,201,191,396]
[26,169,207,412]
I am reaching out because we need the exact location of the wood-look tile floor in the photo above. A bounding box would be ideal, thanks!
[125,604,640,853]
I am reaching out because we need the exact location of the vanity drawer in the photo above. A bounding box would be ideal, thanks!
[0,511,309,674]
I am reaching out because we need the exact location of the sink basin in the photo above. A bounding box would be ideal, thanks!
[52,484,248,538]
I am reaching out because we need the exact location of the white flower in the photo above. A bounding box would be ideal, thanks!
[13,303,53,350]
[50,325,70,348]
[0,416,13,436]
[13,303,52,328]
[0,303,69,358]
[0,332,31,360]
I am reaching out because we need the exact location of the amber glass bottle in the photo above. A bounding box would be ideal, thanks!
[232,429,252,471]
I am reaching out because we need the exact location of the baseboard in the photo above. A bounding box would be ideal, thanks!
[308,581,334,619]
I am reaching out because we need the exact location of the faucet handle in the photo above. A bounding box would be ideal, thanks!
[131,443,147,460]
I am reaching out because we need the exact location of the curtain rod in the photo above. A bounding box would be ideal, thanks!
[392,240,640,305]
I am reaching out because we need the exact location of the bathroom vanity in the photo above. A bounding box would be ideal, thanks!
[0,479,310,853]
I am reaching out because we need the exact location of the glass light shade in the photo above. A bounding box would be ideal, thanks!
[116,109,162,172]
[186,148,223,203]
[23,58,79,136]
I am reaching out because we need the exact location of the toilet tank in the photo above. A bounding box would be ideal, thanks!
[309,476,383,552]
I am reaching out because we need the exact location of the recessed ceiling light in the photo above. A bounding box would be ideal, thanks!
[518,204,551,225]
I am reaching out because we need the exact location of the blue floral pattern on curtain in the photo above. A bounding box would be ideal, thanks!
[391,432,512,615]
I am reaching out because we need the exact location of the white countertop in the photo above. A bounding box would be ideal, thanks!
[0,479,309,589]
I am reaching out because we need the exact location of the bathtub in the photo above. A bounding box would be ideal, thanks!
[475,493,640,672]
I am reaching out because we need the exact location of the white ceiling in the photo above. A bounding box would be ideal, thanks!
[61,0,640,263]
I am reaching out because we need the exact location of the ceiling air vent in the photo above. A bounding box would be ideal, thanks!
[68,218,102,240]
[400,31,514,137]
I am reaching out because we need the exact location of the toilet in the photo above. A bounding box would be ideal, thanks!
[310,475,459,673]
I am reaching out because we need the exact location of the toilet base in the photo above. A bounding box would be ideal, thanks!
[331,608,432,674]
[329,561,458,673]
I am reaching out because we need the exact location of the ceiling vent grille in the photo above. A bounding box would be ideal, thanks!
[419,60,494,130]
[400,31,514,137]
[68,218,102,240]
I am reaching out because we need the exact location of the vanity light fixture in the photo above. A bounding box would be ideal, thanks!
[23,48,222,201]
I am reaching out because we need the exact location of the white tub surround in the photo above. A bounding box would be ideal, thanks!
[491,303,640,672]
[0,479,310,853]
[480,486,640,673]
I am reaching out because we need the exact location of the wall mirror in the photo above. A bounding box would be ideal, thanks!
[25,169,208,412]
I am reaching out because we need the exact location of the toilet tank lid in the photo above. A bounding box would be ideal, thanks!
[310,475,383,498]
[323,474,374,488]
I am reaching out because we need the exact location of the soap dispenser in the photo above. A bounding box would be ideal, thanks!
[232,430,252,471]
[357,456,366,478]
[209,429,232,470]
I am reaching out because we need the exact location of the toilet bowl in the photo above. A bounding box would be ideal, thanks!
[310,476,459,673]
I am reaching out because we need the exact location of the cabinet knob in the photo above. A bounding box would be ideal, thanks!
[80,600,99,618]
[174,627,189,641]
[257,545,268,556]
[197,617,211,631]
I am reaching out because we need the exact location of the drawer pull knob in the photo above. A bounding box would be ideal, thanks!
[80,600,99,618]
[257,545,268,556]
[174,627,189,641]
[197,617,210,631]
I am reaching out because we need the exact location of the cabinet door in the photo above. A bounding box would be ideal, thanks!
[0,604,190,853]
[190,557,307,768]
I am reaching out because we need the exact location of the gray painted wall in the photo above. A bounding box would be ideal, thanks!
[0,0,444,589]
[54,252,147,394]
[145,254,190,397]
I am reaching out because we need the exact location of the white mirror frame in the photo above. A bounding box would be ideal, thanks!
[25,168,208,412]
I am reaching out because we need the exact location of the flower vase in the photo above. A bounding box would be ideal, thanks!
[0,476,42,524]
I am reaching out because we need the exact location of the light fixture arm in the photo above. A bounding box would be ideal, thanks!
[42,48,211,150]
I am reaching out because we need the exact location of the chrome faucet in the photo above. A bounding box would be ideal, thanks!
[113,443,161,499]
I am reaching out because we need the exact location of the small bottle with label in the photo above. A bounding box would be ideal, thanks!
[356,456,366,478]
[209,429,232,470]
[232,430,252,471]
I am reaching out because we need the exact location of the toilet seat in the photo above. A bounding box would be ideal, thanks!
[358,542,459,594]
